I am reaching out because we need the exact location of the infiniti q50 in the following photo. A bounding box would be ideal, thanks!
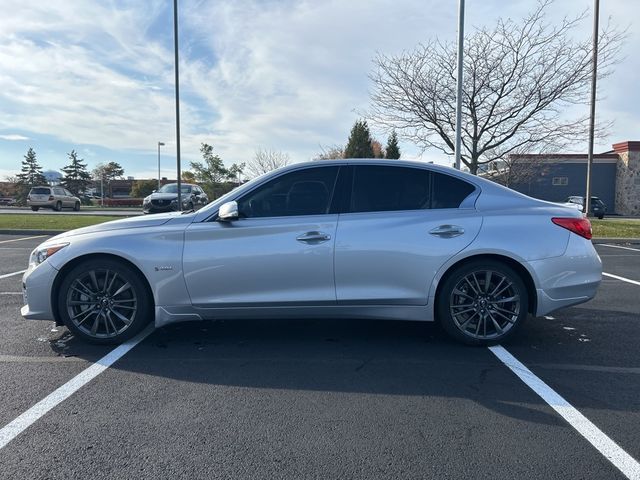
[21,160,601,345]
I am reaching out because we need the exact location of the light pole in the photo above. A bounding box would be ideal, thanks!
[584,0,600,216]
[157,142,165,190]
[173,0,182,211]
[454,0,465,170]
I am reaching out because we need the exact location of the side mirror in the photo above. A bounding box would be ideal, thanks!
[218,201,239,221]
[152,190,157,193]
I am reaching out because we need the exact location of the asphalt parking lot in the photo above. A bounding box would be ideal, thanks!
[0,233,638,479]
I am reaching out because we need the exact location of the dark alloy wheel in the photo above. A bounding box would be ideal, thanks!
[31,206,39,211]
[54,201,62,212]
[57,259,153,344]
[437,260,528,345]
[74,201,80,211]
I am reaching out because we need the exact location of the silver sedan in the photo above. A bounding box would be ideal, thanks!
[21,160,601,345]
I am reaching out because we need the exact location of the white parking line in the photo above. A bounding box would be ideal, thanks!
[0,324,154,450]
[0,235,46,245]
[489,345,640,480]
[0,292,22,295]
[0,270,26,280]
[603,272,640,287]
[599,244,640,253]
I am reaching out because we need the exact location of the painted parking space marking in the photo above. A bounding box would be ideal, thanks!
[490,345,640,480]
[0,270,26,280]
[599,244,640,253]
[603,272,640,287]
[0,292,22,295]
[0,235,46,245]
[0,324,154,450]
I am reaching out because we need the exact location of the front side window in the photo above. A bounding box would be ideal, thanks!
[237,167,339,218]
[350,166,431,213]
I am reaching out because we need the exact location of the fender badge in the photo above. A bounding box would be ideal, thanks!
[155,266,173,271]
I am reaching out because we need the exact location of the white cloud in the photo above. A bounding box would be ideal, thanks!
[0,134,29,141]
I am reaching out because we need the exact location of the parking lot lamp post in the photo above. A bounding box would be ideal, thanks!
[157,142,165,190]
[173,0,182,211]
[584,0,600,216]
[454,0,465,170]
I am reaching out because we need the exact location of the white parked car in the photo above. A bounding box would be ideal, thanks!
[21,160,601,345]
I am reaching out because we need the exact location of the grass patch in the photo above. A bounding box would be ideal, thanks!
[591,218,640,238]
[0,214,126,231]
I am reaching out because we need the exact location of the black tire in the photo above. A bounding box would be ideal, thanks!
[187,202,194,210]
[31,206,39,211]
[54,201,62,212]
[597,215,604,220]
[74,201,80,211]
[57,258,153,344]
[437,259,529,346]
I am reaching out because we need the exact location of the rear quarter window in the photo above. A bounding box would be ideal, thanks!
[431,172,475,209]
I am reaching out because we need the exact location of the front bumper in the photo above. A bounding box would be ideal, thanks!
[21,261,58,321]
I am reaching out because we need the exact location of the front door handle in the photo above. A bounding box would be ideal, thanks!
[429,224,465,238]
[296,231,332,243]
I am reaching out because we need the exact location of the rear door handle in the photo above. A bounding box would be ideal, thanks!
[429,224,465,238]
[296,231,332,243]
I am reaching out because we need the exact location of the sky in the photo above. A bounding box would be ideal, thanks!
[0,0,638,181]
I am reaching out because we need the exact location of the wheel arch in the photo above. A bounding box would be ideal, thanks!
[50,253,155,326]
[433,253,537,316]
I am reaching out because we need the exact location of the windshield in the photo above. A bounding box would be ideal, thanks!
[158,184,191,194]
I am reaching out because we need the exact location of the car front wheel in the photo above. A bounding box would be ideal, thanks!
[57,258,153,344]
[437,260,528,345]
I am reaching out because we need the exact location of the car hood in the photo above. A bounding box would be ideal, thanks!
[146,192,190,201]
[51,212,180,240]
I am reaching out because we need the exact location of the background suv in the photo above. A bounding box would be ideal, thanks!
[142,183,208,214]
[566,196,607,219]
[27,186,81,211]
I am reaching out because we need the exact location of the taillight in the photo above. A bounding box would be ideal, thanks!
[48,195,54,201]
[552,217,592,240]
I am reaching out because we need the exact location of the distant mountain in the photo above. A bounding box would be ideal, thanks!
[43,170,62,185]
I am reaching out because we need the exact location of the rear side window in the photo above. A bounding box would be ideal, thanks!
[237,166,339,218]
[350,166,431,213]
[53,187,65,195]
[30,187,50,195]
[431,172,475,209]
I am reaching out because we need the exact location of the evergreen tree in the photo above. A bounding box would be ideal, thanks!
[344,120,374,158]
[385,130,401,159]
[61,150,91,195]
[16,148,47,203]
[17,148,47,186]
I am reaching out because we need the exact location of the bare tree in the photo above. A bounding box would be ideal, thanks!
[313,145,345,161]
[246,148,290,178]
[369,0,624,174]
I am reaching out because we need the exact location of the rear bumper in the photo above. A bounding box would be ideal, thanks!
[529,234,602,316]
[21,261,57,321]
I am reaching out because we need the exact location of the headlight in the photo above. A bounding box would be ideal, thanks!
[29,243,69,266]
[143,196,151,203]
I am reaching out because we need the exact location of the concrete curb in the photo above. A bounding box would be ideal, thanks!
[0,229,65,235]
[592,238,640,244]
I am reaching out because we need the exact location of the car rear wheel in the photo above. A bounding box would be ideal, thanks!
[74,201,80,211]
[437,260,528,345]
[31,206,39,211]
[57,258,153,344]
[54,201,62,212]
